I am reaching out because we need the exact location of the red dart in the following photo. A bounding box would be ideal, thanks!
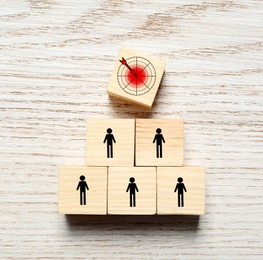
[119,57,137,76]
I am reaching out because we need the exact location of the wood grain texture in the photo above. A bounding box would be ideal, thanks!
[0,0,262,259]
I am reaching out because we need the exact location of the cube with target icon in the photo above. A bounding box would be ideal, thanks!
[107,48,166,108]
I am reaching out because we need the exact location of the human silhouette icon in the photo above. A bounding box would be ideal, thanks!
[126,177,139,207]
[103,128,116,158]
[153,128,165,158]
[76,175,89,205]
[174,177,187,207]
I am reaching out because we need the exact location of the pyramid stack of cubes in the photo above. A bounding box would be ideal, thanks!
[58,118,205,215]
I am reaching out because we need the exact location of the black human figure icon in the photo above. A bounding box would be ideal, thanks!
[174,177,187,207]
[126,177,139,207]
[76,175,89,205]
[103,128,116,158]
[153,128,165,158]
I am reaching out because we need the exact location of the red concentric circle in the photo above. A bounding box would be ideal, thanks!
[126,65,147,88]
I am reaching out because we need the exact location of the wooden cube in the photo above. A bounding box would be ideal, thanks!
[157,167,205,215]
[136,119,184,166]
[58,166,107,215]
[108,167,156,215]
[107,48,166,108]
[86,119,135,166]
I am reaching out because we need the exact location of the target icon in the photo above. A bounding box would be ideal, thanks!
[117,56,156,96]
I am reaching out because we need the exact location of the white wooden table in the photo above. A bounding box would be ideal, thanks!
[1,1,262,259]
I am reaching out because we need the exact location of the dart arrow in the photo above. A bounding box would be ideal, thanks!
[119,57,137,76]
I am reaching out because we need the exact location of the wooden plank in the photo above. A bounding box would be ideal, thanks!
[157,166,205,215]
[59,166,107,215]
[1,0,262,258]
[107,48,166,108]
